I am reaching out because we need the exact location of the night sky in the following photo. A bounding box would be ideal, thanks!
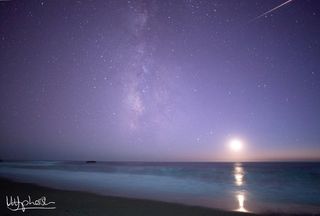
[1,0,320,161]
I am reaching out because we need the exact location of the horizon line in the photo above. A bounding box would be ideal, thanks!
[1,159,320,163]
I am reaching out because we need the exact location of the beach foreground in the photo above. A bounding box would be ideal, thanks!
[1,178,319,216]
[0,177,256,216]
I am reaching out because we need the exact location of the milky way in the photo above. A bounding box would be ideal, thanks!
[0,0,320,161]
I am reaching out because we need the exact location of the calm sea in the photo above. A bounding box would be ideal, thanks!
[1,161,320,213]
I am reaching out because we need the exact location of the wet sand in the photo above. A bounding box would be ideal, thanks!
[0,177,256,216]
[1,177,318,216]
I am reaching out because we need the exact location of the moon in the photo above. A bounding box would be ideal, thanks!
[229,139,243,152]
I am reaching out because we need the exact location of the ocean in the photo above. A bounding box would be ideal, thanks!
[0,161,319,213]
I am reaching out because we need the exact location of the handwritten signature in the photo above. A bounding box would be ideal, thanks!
[6,195,56,212]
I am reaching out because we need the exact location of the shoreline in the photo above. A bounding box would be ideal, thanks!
[0,177,256,216]
[1,178,319,216]
[0,177,320,216]
[1,162,320,215]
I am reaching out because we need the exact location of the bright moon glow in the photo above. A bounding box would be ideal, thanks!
[229,139,243,152]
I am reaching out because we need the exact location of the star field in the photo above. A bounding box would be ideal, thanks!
[0,0,320,161]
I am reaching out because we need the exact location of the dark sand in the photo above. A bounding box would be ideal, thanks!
[0,178,317,216]
[0,178,256,216]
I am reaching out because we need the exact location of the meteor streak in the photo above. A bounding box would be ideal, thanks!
[251,0,293,22]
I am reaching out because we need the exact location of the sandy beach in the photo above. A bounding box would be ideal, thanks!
[0,177,258,216]
[2,177,319,216]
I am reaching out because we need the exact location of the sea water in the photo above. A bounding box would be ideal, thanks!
[0,161,319,213]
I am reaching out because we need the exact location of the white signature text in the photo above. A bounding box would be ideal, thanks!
[6,195,56,212]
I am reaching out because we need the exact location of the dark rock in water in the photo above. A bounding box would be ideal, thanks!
[85,160,96,164]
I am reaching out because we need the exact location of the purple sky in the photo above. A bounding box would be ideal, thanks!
[1,0,320,161]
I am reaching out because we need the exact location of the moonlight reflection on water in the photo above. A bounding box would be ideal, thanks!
[234,163,248,212]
